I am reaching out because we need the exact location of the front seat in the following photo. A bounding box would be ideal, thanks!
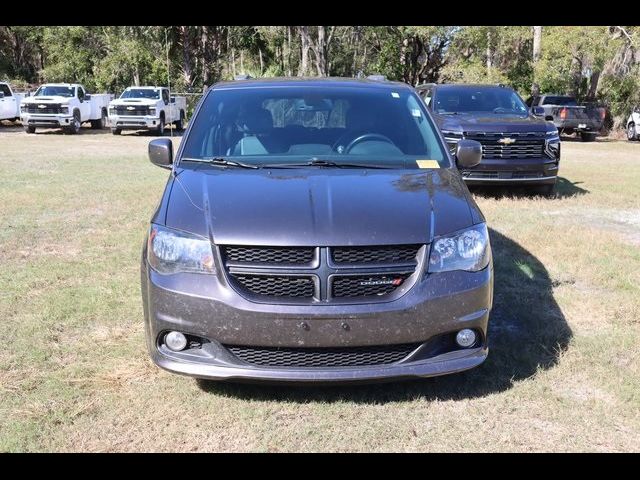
[232,107,281,155]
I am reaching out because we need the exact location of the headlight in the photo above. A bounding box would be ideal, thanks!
[441,130,463,154]
[147,224,215,275]
[546,129,559,137]
[428,223,490,273]
[20,104,27,112]
[108,107,116,114]
[149,107,156,115]
[60,106,69,114]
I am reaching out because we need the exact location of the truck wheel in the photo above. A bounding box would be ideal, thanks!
[155,117,165,136]
[627,123,637,141]
[174,111,185,132]
[24,125,35,134]
[91,110,107,129]
[580,132,596,142]
[111,128,121,135]
[65,112,81,134]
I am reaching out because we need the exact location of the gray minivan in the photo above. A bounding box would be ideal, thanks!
[141,77,493,383]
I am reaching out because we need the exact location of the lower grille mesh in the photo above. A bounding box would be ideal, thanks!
[231,275,314,298]
[226,343,420,367]
[332,274,411,298]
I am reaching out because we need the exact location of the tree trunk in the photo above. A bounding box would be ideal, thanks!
[587,70,601,100]
[532,26,542,63]
[299,26,310,76]
[569,54,582,97]
[180,26,193,88]
[486,27,493,75]
[314,26,328,76]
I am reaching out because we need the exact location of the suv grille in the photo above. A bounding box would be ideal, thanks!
[224,246,314,265]
[221,245,422,304]
[332,245,420,264]
[466,132,545,159]
[25,104,63,114]
[114,105,149,116]
[231,275,314,298]
[226,343,420,368]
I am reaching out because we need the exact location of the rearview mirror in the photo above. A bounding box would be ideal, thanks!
[532,106,545,116]
[455,139,482,168]
[148,138,173,169]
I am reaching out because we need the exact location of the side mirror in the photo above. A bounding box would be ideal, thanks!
[170,97,176,104]
[532,106,545,116]
[0,92,4,99]
[148,138,173,169]
[455,139,482,168]
[85,94,91,101]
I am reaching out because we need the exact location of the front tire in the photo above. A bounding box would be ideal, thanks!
[580,131,596,142]
[628,123,637,141]
[174,111,185,132]
[24,125,35,134]
[155,116,165,136]
[65,111,81,134]
[111,127,121,135]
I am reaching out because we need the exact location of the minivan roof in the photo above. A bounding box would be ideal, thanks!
[211,77,412,91]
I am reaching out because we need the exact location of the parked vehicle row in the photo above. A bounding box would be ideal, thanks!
[2,81,187,135]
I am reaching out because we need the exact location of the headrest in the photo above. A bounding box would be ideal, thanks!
[238,107,273,135]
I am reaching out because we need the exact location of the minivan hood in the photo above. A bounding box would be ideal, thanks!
[163,167,478,246]
[435,113,549,133]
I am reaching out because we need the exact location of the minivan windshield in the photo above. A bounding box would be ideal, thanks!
[180,85,449,168]
[35,85,75,97]
[434,86,528,115]
[121,88,161,100]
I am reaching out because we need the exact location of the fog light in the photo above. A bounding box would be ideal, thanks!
[455,329,477,348]
[165,331,188,351]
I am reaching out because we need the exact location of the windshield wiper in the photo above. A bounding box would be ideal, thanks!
[180,157,260,169]
[261,158,396,169]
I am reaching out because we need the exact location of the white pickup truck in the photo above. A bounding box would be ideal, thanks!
[20,83,113,134]
[108,86,186,135]
[0,82,27,122]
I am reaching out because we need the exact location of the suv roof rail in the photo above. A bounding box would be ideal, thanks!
[234,74,252,81]
[367,74,386,81]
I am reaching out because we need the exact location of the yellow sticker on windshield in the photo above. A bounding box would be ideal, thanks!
[416,160,440,169]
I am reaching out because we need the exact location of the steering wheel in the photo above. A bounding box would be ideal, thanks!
[335,133,395,154]
[493,107,508,113]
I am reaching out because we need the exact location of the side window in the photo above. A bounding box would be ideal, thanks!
[0,84,12,97]
[418,87,433,107]
[162,90,170,104]
[77,87,85,101]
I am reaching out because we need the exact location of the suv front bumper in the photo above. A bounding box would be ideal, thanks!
[22,113,74,127]
[109,114,161,130]
[461,156,559,186]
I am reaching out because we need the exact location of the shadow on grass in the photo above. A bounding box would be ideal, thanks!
[469,176,589,200]
[198,228,572,402]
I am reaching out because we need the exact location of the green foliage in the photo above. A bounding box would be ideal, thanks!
[1,25,638,128]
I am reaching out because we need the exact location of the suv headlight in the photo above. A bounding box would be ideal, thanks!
[60,106,69,114]
[147,224,216,275]
[149,107,156,115]
[428,223,490,273]
[20,104,27,112]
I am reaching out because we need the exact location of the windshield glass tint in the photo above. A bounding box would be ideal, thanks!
[542,96,577,106]
[434,86,528,114]
[35,85,74,97]
[121,88,160,100]
[181,85,448,168]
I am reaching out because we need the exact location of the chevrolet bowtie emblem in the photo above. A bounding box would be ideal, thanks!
[498,137,516,145]
[126,106,135,110]
[38,104,46,109]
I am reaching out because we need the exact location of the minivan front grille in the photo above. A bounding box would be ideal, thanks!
[224,246,315,265]
[226,343,421,368]
[332,245,420,264]
[230,274,315,298]
[221,245,423,304]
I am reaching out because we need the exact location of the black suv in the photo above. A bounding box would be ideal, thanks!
[416,83,561,196]
[142,77,493,384]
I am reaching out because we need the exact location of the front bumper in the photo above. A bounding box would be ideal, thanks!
[21,113,74,127]
[109,114,160,130]
[461,156,559,186]
[142,255,493,383]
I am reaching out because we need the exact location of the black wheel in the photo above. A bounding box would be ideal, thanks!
[174,111,185,132]
[627,123,637,141]
[111,127,121,135]
[65,111,81,134]
[24,125,35,134]
[535,182,556,197]
[155,116,165,136]
[580,131,596,142]
[91,109,107,129]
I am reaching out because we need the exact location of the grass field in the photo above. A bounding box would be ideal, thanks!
[0,124,639,452]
